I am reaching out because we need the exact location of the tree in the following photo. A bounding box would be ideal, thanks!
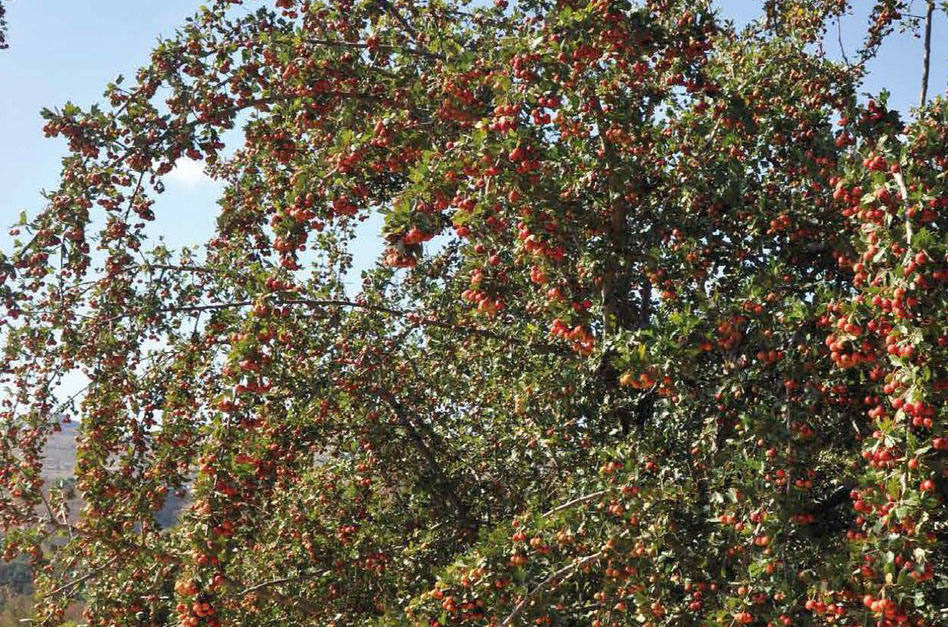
[2,0,948,625]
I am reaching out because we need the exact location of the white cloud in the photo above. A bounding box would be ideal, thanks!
[165,158,212,187]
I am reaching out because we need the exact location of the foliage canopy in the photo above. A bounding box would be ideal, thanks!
[3,0,948,625]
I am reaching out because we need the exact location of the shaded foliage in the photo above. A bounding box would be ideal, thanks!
[2,1,948,626]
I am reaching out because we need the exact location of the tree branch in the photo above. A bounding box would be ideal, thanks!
[239,576,303,595]
[542,490,608,518]
[892,171,913,245]
[501,552,604,626]
[809,484,851,516]
[306,37,443,61]
[378,0,421,41]
[836,15,851,68]
[140,263,217,274]
[378,391,474,525]
[42,555,119,599]
[595,122,626,336]
[108,92,382,170]
[105,297,571,355]
[216,573,324,616]
[920,0,935,107]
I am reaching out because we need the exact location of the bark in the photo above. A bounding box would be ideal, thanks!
[920,0,935,108]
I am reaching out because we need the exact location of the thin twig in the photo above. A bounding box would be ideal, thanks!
[140,263,217,274]
[542,490,608,519]
[38,489,68,533]
[239,576,302,595]
[836,15,850,68]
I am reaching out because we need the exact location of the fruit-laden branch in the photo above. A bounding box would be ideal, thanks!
[377,0,421,40]
[99,92,385,171]
[305,37,444,60]
[40,518,326,617]
[102,297,571,355]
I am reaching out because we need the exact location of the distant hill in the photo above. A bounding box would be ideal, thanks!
[42,420,79,481]
[0,421,187,621]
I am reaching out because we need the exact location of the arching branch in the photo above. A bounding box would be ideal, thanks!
[101,297,572,355]
[306,37,444,61]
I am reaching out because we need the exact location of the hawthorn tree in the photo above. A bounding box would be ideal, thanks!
[2,0,948,625]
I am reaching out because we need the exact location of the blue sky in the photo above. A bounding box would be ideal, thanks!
[0,1,945,267]
[0,1,234,252]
